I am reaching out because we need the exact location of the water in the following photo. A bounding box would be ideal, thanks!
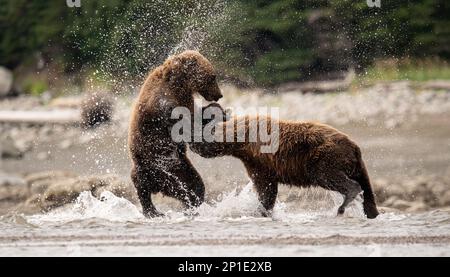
[1,184,449,257]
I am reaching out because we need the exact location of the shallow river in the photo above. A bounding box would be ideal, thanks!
[1,186,449,257]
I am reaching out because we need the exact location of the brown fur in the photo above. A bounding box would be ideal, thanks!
[128,50,222,217]
[191,111,379,219]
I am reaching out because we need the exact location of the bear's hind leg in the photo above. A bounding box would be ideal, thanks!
[138,188,164,218]
[162,160,205,212]
[315,171,362,217]
[131,167,164,218]
[337,180,361,216]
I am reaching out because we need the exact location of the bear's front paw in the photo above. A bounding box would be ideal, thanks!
[257,205,273,218]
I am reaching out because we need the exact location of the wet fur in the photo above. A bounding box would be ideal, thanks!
[191,108,379,219]
[128,51,222,217]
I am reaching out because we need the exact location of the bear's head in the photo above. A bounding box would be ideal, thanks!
[164,50,223,102]
[201,102,230,126]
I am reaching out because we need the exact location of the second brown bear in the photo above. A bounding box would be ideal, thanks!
[191,108,380,219]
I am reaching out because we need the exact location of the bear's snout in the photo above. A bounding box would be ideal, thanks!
[210,85,223,102]
[202,89,223,102]
[212,94,223,101]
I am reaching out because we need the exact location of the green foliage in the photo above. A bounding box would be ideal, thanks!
[213,0,318,85]
[0,0,449,86]
[0,0,66,68]
[101,0,185,81]
[23,78,48,96]
[222,0,450,85]
[253,49,314,85]
[62,0,229,83]
[356,58,450,85]
[62,0,128,72]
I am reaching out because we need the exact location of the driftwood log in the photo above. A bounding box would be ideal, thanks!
[0,110,80,124]
[278,69,355,93]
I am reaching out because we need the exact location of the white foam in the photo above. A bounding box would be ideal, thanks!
[196,182,261,218]
[26,191,145,225]
[26,181,370,226]
[377,212,409,221]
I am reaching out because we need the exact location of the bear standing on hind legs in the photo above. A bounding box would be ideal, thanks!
[128,50,222,217]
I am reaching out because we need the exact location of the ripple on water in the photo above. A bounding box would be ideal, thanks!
[0,183,445,241]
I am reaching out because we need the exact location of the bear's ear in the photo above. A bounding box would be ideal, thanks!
[164,55,199,86]
[164,56,186,86]
[179,55,199,73]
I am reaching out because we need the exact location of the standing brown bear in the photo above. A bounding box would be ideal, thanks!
[128,50,222,217]
[191,110,380,219]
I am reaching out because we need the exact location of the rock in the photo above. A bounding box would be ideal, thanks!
[24,171,77,195]
[14,138,33,153]
[78,133,94,144]
[372,178,390,202]
[440,190,450,207]
[373,173,450,211]
[382,196,415,210]
[378,206,399,214]
[21,194,42,213]
[38,125,53,138]
[59,139,73,150]
[40,91,52,104]
[24,170,77,184]
[0,137,23,159]
[391,199,414,210]
[38,174,136,210]
[0,66,13,97]
[406,201,427,212]
[382,195,399,207]
[37,151,50,161]
[93,176,138,204]
[0,175,29,202]
[41,178,90,209]
[373,179,406,202]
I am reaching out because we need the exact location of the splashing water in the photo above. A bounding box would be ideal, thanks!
[169,0,231,56]
[70,0,236,89]
[25,181,368,226]
[195,182,262,218]
[170,25,208,56]
[26,191,145,225]
[0,184,448,257]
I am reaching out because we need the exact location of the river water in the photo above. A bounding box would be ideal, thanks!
[1,185,449,257]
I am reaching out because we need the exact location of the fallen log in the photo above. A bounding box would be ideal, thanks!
[277,69,355,93]
[422,80,450,91]
[0,109,80,124]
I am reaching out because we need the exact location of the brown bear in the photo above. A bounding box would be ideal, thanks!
[190,109,380,219]
[128,50,222,217]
